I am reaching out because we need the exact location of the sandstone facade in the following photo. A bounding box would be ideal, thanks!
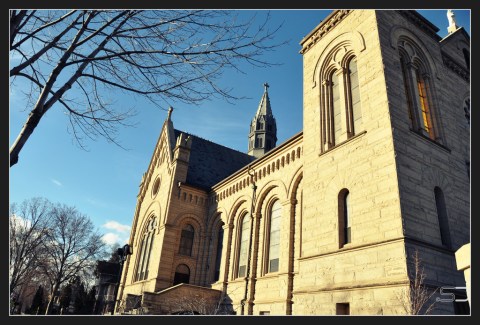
[117,10,470,315]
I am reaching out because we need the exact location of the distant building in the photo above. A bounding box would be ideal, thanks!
[117,10,469,315]
[93,261,120,314]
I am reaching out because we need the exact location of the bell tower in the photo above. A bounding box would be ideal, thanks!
[248,83,277,158]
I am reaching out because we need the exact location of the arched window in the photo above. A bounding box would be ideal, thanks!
[338,189,351,248]
[237,213,251,278]
[267,200,282,273]
[347,58,362,135]
[214,224,224,281]
[135,217,157,282]
[331,71,342,144]
[434,187,451,249]
[173,264,190,285]
[179,224,194,256]
[321,55,362,151]
[398,41,438,141]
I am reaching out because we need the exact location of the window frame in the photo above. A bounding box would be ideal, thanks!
[236,212,251,278]
[338,189,351,248]
[178,224,195,256]
[320,54,362,153]
[265,200,282,274]
[134,216,157,282]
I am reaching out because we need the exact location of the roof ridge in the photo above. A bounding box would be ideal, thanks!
[174,128,254,158]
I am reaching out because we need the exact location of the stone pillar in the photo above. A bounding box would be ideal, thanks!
[455,243,470,306]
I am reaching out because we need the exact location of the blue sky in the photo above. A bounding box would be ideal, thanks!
[9,10,470,248]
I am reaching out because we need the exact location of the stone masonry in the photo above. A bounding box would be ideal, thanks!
[117,10,470,315]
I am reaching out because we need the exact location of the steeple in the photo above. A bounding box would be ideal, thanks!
[248,83,277,158]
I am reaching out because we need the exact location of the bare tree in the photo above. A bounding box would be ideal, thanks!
[9,10,284,166]
[40,203,107,314]
[397,249,438,315]
[9,197,52,309]
[170,294,234,315]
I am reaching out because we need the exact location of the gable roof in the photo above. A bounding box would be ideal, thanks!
[174,129,255,189]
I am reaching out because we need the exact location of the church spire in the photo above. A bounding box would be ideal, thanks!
[248,83,277,158]
[254,82,273,118]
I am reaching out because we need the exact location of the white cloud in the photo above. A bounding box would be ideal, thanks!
[51,179,63,187]
[101,233,121,246]
[103,220,131,233]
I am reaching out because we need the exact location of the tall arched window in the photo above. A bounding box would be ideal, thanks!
[347,58,362,135]
[434,187,452,249]
[331,71,342,144]
[320,54,362,152]
[237,213,251,278]
[398,40,438,141]
[173,264,190,285]
[267,200,282,273]
[464,97,470,125]
[135,217,157,282]
[338,189,351,248]
[179,224,194,256]
[213,223,224,282]
[463,48,470,70]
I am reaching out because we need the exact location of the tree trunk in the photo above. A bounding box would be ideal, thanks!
[10,107,44,167]
[45,283,58,315]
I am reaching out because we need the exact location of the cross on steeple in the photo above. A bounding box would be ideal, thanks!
[248,83,276,158]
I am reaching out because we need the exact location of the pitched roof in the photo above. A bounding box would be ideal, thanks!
[174,129,255,189]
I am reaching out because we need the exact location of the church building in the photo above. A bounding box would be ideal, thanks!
[116,10,470,315]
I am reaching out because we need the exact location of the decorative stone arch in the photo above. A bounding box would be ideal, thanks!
[255,179,288,215]
[172,213,204,232]
[312,31,366,88]
[207,207,228,231]
[287,167,304,201]
[227,196,250,227]
[134,205,160,247]
[421,167,455,201]
[132,213,158,282]
[389,26,441,80]
[392,27,446,144]
[171,261,194,285]
[172,213,204,259]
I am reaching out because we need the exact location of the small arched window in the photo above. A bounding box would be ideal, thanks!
[434,187,451,249]
[237,213,251,278]
[179,224,194,256]
[338,189,351,247]
[267,200,282,273]
[135,217,157,282]
[173,264,190,285]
